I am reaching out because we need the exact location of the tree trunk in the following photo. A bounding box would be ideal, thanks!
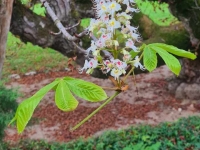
[0,0,14,79]
[164,0,200,100]
[10,0,94,66]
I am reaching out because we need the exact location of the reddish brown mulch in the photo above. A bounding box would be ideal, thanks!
[10,71,86,85]
[4,68,199,144]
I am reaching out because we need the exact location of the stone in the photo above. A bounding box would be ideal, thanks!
[184,84,200,100]
[175,83,186,99]
[8,74,20,79]
[64,67,71,71]
[25,71,36,76]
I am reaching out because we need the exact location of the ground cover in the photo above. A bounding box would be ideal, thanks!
[2,116,200,150]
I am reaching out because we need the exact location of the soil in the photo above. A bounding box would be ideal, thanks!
[4,66,200,144]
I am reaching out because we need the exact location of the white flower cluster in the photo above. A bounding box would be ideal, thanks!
[81,0,145,80]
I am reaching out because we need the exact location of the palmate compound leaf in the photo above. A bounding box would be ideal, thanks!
[143,46,157,72]
[149,43,197,60]
[64,77,107,102]
[9,80,59,133]
[55,80,78,111]
[151,46,181,75]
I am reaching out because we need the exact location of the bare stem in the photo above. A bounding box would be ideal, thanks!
[122,51,144,83]
[122,67,134,83]
[102,86,118,90]
[71,91,121,131]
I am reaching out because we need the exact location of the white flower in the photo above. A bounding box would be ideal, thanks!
[111,68,123,80]
[117,12,132,24]
[81,59,98,73]
[97,2,109,17]
[88,19,103,32]
[86,40,97,54]
[126,4,139,13]
[112,59,127,70]
[122,50,131,62]
[88,59,98,68]
[109,1,121,17]
[100,14,110,23]
[130,32,140,42]
[123,54,131,62]
[133,56,145,70]
[122,0,135,5]
[108,18,121,33]
[103,59,113,73]
[95,39,105,48]
[80,60,89,73]
[126,21,138,33]
[101,33,112,43]
[126,38,138,52]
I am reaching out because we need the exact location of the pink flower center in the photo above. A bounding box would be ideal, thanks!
[102,35,107,39]
[117,61,122,66]
[128,41,133,46]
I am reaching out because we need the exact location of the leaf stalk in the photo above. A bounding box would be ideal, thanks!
[71,91,121,131]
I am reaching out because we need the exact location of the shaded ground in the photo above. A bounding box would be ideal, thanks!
[4,66,200,144]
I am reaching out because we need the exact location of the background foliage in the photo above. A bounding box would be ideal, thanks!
[3,116,200,150]
[0,85,18,141]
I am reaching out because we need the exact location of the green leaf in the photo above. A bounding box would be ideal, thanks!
[55,80,78,111]
[123,147,132,150]
[143,46,157,72]
[149,43,196,60]
[64,77,107,102]
[147,142,161,150]
[10,80,59,133]
[152,47,181,75]
[80,18,91,28]
[130,50,139,59]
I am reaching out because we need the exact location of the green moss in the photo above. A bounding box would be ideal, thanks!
[160,29,190,50]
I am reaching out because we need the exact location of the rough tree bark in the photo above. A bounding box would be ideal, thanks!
[10,0,91,66]
[0,0,14,79]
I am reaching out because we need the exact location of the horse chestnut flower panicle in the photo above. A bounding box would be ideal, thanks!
[82,0,145,80]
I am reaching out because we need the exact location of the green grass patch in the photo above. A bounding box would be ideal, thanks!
[3,32,68,77]
[4,116,200,150]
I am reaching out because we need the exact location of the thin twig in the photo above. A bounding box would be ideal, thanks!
[65,20,81,30]
[72,42,87,55]
[40,0,88,55]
